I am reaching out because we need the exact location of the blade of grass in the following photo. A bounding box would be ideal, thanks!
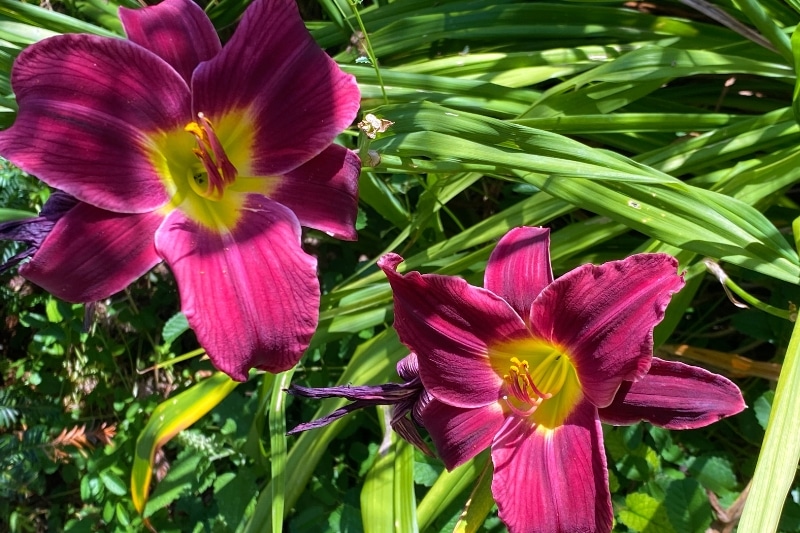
[269,369,294,533]
[738,219,800,531]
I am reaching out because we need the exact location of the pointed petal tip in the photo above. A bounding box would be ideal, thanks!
[378,253,405,273]
[599,358,745,429]
[500,226,550,241]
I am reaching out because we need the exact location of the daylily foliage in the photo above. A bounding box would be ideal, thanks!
[0,0,360,380]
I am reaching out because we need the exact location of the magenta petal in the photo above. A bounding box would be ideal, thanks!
[119,0,221,85]
[599,358,745,429]
[491,403,612,533]
[19,203,162,302]
[484,226,553,319]
[419,398,505,470]
[155,194,319,381]
[0,35,189,213]
[272,144,360,240]
[192,0,360,175]
[529,253,684,408]
[379,254,528,408]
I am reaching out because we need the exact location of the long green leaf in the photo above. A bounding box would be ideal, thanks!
[131,372,239,515]
[738,298,800,531]
[361,414,418,533]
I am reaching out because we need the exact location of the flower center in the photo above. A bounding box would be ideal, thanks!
[184,113,238,200]
[147,110,262,231]
[489,338,582,429]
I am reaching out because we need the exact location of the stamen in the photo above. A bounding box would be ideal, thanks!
[502,356,552,417]
[184,113,238,199]
[502,394,542,418]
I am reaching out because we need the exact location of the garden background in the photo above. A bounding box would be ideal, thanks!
[1,0,800,531]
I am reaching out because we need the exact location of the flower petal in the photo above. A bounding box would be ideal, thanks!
[271,144,360,240]
[599,358,745,429]
[491,402,612,533]
[0,34,190,213]
[191,0,360,175]
[379,254,528,408]
[484,226,553,319]
[419,397,505,470]
[155,193,319,381]
[119,0,221,85]
[19,203,162,302]
[529,253,684,408]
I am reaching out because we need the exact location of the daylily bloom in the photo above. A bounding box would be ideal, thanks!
[379,227,745,533]
[0,0,361,380]
[286,353,432,454]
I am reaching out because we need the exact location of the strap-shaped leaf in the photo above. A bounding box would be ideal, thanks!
[131,372,239,515]
[369,102,800,283]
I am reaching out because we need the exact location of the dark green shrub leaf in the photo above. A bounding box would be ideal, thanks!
[665,478,712,533]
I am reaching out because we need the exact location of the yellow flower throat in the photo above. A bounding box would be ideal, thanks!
[490,338,582,429]
[148,110,266,231]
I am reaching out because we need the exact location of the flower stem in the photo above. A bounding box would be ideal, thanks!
[720,275,795,321]
[348,0,388,105]
[703,258,795,321]
[269,368,294,533]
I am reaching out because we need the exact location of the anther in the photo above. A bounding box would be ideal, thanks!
[184,113,238,199]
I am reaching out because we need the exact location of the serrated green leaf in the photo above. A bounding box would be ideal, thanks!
[618,492,675,533]
[664,478,712,533]
[686,455,737,494]
[162,312,190,345]
[215,469,257,529]
[414,456,443,488]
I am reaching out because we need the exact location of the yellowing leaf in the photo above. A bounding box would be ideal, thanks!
[130,372,239,515]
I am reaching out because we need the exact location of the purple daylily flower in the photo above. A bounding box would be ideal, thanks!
[379,227,745,533]
[0,0,361,380]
